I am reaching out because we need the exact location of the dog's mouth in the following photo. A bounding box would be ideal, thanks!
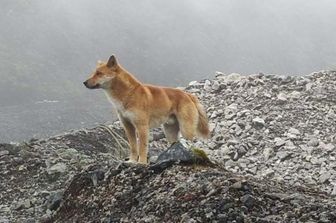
[88,84,100,89]
[83,81,100,89]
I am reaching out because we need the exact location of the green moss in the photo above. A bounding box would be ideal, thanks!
[191,147,209,160]
[190,147,215,167]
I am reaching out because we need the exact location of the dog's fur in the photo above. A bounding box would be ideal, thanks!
[84,55,209,164]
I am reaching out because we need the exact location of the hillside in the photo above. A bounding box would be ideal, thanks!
[0,70,335,222]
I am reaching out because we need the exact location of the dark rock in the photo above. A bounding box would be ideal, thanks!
[155,142,214,166]
[155,142,195,163]
[0,143,20,155]
[149,160,175,173]
[240,194,256,209]
[47,191,63,211]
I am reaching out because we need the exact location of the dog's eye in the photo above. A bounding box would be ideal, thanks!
[96,72,102,76]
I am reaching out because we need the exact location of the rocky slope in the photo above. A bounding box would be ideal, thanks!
[187,70,336,195]
[51,159,335,223]
[0,70,335,222]
[0,126,129,222]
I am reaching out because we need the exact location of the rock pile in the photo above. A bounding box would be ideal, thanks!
[0,70,335,222]
[51,162,336,222]
[186,70,336,195]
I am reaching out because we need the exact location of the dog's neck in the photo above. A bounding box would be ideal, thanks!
[104,67,141,104]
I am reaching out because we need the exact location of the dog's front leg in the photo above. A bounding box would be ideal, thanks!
[120,117,138,162]
[136,124,149,164]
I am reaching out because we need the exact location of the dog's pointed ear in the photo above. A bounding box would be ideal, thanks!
[107,55,117,68]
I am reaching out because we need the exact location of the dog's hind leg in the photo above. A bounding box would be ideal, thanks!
[176,102,198,140]
[163,117,180,144]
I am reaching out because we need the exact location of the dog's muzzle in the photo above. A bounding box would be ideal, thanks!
[83,80,100,89]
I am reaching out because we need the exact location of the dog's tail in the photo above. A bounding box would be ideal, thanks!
[188,94,210,139]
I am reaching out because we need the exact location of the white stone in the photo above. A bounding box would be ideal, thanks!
[47,163,67,175]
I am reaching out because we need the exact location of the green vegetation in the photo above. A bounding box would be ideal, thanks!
[191,147,214,166]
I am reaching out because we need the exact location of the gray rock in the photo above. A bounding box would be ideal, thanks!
[151,142,213,173]
[208,141,217,150]
[47,163,67,175]
[320,143,335,152]
[263,147,274,160]
[308,139,319,147]
[58,148,79,160]
[277,151,292,161]
[288,91,301,99]
[0,217,10,223]
[274,138,286,147]
[208,122,216,132]
[219,73,242,82]
[331,184,336,196]
[225,160,236,168]
[224,104,238,120]
[188,80,199,86]
[230,181,243,190]
[204,80,212,91]
[277,93,287,102]
[12,199,32,210]
[23,199,31,209]
[23,218,35,223]
[237,145,247,157]
[310,157,321,165]
[252,117,265,128]
[240,194,256,208]
[306,82,313,91]
[48,191,63,211]
[149,155,158,164]
[0,150,9,156]
[319,172,331,184]
[212,81,220,91]
[263,169,275,177]
[225,112,236,120]
[288,127,300,135]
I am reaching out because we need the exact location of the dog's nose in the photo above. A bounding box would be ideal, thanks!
[83,81,88,86]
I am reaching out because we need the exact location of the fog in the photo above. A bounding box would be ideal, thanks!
[1,0,336,142]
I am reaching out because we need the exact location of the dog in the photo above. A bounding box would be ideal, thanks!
[84,55,209,164]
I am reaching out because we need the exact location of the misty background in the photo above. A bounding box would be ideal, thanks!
[1,0,336,142]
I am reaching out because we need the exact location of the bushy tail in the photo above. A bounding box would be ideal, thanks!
[188,94,210,138]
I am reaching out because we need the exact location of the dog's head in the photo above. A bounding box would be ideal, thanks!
[83,55,119,89]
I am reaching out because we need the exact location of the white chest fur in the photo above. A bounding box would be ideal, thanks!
[104,91,124,111]
[104,91,135,121]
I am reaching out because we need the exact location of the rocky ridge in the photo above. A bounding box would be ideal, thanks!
[0,70,335,222]
[51,160,335,222]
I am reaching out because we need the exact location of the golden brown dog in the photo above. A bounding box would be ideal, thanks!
[84,55,209,164]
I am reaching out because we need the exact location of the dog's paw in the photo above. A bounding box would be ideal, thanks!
[125,159,138,163]
[138,158,148,165]
[138,162,148,166]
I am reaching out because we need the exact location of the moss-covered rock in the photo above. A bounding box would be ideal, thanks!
[149,142,215,173]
